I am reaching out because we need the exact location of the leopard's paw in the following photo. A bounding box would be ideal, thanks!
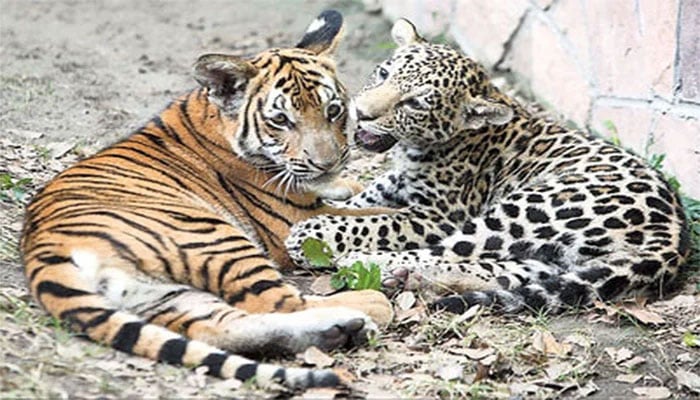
[313,178,364,201]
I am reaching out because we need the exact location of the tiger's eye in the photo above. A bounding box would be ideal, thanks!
[269,113,289,126]
[326,103,343,121]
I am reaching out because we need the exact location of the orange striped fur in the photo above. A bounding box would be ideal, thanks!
[20,11,392,389]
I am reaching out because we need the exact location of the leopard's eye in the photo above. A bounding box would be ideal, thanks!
[267,113,291,129]
[377,67,389,81]
[401,97,427,110]
[326,102,344,122]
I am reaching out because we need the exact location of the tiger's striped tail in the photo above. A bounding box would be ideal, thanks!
[26,257,339,389]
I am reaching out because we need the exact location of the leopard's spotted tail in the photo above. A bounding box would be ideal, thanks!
[26,258,338,389]
[433,247,686,314]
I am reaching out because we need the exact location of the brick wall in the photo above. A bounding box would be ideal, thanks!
[371,0,700,198]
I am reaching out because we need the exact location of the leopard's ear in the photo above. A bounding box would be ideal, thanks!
[391,18,425,47]
[296,10,344,56]
[459,96,514,130]
[193,54,258,101]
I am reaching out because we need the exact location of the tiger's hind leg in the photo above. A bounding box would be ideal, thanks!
[91,263,378,355]
[25,251,342,388]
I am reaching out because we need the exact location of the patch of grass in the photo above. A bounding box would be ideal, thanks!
[330,261,382,291]
[602,119,621,146]
[301,238,383,291]
[645,152,700,276]
[0,173,33,203]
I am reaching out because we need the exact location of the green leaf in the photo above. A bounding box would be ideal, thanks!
[300,238,334,268]
[682,331,698,347]
[331,261,382,291]
[330,274,347,290]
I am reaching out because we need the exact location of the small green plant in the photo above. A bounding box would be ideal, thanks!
[0,173,32,203]
[300,237,333,267]
[32,145,51,161]
[683,331,698,347]
[602,119,621,146]
[331,261,382,291]
[301,238,382,291]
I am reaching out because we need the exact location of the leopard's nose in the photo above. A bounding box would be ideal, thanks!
[356,109,376,121]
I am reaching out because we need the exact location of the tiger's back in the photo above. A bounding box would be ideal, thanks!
[20,11,392,389]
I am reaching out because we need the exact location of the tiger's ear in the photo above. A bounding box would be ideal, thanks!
[391,18,425,47]
[296,10,344,56]
[193,54,258,100]
[459,96,514,130]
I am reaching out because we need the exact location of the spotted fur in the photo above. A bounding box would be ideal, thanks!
[287,19,690,315]
[21,11,393,389]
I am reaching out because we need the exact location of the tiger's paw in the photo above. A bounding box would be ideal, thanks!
[283,307,378,352]
[306,290,394,326]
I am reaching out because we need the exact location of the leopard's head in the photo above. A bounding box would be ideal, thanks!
[353,19,514,152]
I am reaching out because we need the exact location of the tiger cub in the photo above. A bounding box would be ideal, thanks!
[20,11,392,389]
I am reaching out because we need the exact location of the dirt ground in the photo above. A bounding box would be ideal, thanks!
[1,1,698,399]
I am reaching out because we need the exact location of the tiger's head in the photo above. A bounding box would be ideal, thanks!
[193,11,349,193]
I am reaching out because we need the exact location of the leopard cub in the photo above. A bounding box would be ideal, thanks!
[287,18,690,314]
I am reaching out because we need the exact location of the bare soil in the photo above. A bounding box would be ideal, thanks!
[1,1,698,399]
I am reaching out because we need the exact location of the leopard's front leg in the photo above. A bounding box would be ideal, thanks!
[285,206,454,267]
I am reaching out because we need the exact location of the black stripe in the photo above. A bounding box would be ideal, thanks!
[112,321,144,353]
[234,363,258,381]
[180,312,215,331]
[180,235,248,250]
[201,352,228,377]
[225,279,283,304]
[58,307,114,331]
[217,254,267,294]
[158,338,188,365]
[84,309,117,329]
[199,244,257,256]
[49,229,139,264]
[236,264,275,280]
[37,281,92,298]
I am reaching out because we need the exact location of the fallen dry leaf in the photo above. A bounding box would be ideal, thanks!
[457,347,495,361]
[675,369,700,393]
[616,373,643,384]
[436,363,463,381]
[479,354,498,367]
[301,387,341,400]
[676,352,694,363]
[632,386,671,399]
[578,380,599,397]
[532,330,572,357]
[621,356,646,369]
[544,361,573,380]
[621,303,666,325]
[395,305,425,325]
[309,275,336,296]
[453,304,481,323]
[509,382,540,396]
[302,346,335,369]
[395,291,416,310]
[605,347,634,364]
